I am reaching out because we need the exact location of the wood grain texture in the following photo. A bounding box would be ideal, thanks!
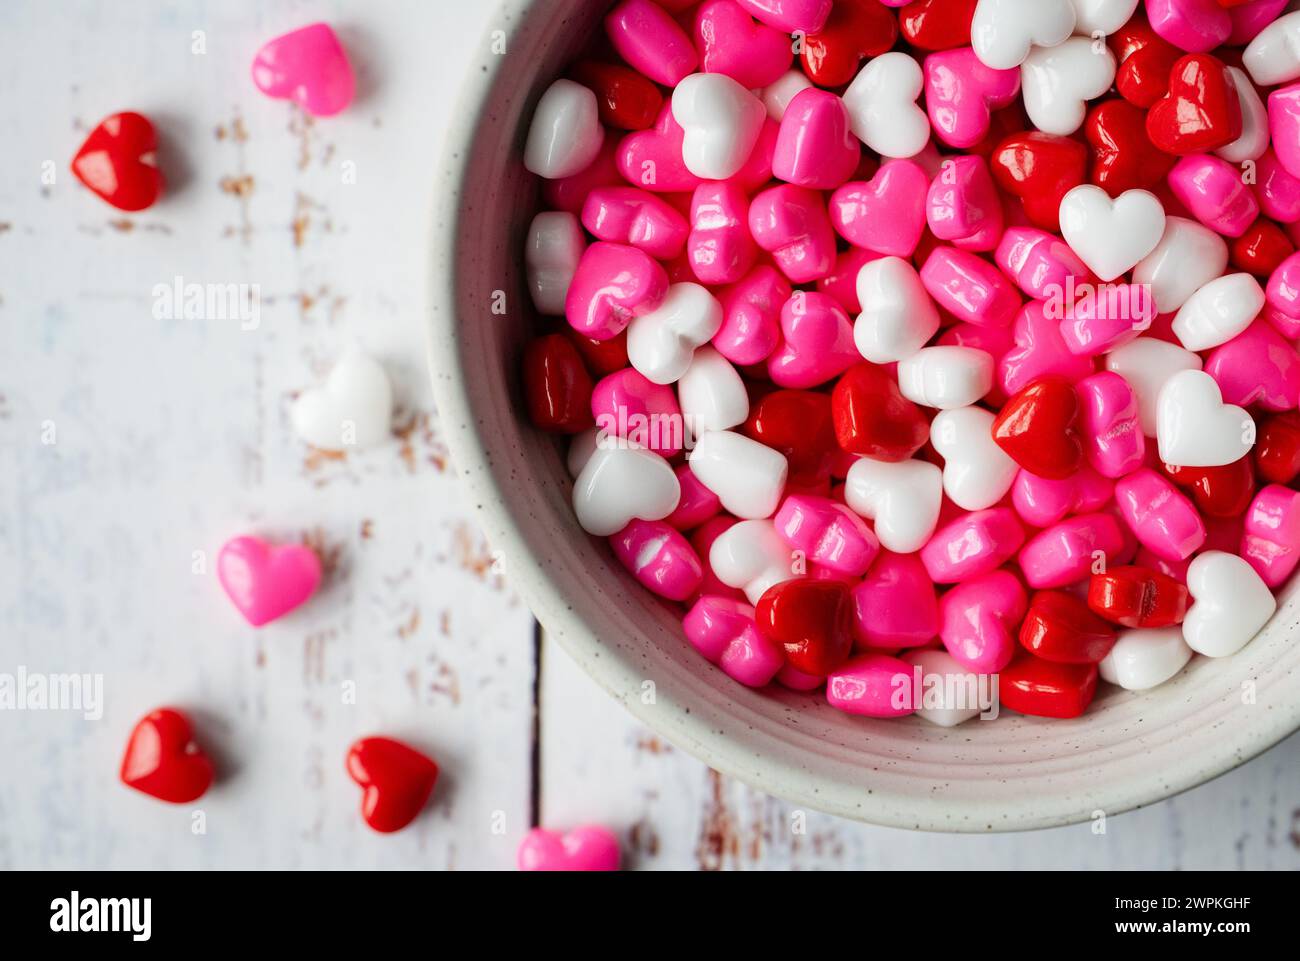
[0,0,1296,871]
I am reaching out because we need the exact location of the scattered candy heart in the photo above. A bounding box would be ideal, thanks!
[345,737,439,833]
[217,535,322,627]
[684,595,785,686]
[71,112,164,211]
[292,348,394,452]
[120,708,214,803]
[518,826,622,871]
[251,22,355,117]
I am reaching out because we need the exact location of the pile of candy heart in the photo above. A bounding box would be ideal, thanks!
[520,0,1300,723]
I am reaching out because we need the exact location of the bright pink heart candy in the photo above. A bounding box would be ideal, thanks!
[926,155,1004,251]
[1167,154,1260,238]
[826,654,917,718]
[1204,320,1300,412]
[773,88,860,191]
[817,246,884,314]
[684,595,786,686]
[748,184,837,283]
[1241,484,1300,587]
[1269,83,1300,183]
[217,536,322,627]
[610,519,703,601]
[1011,466,1114,529]
[735,0,832,33]
[774,494,879,576]
[1256,149,1300,223]
[618,103,705,193]
[939,569,1027,673]
[665,464,722,530]
[851,551,940,650]
[829,160,930,257]
[606,0,698,86]
[591,368,683,457]
[695,0,794,90]
[714,265,791,365]
[923,47,1021,150]
[920,246,1021,328]
[518,825,621,871]
[995,227,1091,301]
[767,291,858,388]
[1076,371,1146,478]
[582,186,689,261]
[251,22,355,117]
[1059,282,1156,357]
[1114,468,1207,563]
[1266,250,1300,326]
[1018,513,1127,589]
[1228,1,1288,46]
[920,508,1026,584]
[565,241,669,341]
[1147,0,1232,53]
[687,181,757,286]
[999,301,1096,396]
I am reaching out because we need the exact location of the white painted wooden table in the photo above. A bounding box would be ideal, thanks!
[0,0,1296,871]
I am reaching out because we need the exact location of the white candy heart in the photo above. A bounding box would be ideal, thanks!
[1157,369,1255,468]
[844,457,943,553]
[1217,67,1269,165]
[291,348,393,452]
[572,444,680,537]
[761,69,813,122]
[710,518,801,604]
[903,649,986,727]
[1104,338,1202,437]
[1183,551,1276,658]
[671,73,766,181]
[853,256,941,364]
[1098,626,1193,691]
[524,78,605,179]
[930,406,1019,511]
[1170,273,1266,352]
[1058,184,1165,282]
[627,282,724,385]
[677,346,749,438]
[525,211,585,316]
[1243,10,1300,87]
[1021,37,1116,136]
[690,429,788,520]
[897,345,994,410]
[841,52,930,160]
[1068,0,1138,37]
[972,0,1076,70]
[1131,216,1228,314]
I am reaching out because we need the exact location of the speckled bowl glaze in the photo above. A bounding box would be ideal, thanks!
[429,0,1300,831]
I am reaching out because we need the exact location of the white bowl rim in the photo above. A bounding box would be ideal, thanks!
[426,0,1300,832]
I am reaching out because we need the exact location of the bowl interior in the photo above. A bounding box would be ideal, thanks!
[428,0,1300,830]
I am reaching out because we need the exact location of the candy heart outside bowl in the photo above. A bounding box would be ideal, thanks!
[428,0,1300,832]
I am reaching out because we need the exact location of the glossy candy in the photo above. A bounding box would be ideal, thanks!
[583,187,688,260]
[851,551,941,649]
[251,22,355,117]
[773,89,860,190]
[826,654,917,717]
[931,406,1019,509]
[710,518,800,603]
[1111,12,1183,108]
[672,73,766,181]
[774,494,880,577]
[991,132,1087,232]
[1183,550,1276,656]
[1240,484,1300,587]
[899,346,995,410]
[1163,456,1255,519]
[853,257,942,364]
[684,596,785,686]
[830,160,931,256]
[610,519,704,600]
[517,826,622,872]
[842,52,931,160]
[679,346,749,437]
[572,443,680,536]
[523,334,595,433]
[970,0,1076,70]
[1058,185,1166,282]
[694,0,793,89]
[1167,154,1260,237]
[926,155,1004,250]
[920,246,1021,327]
[1088,565,1190,627]
[1087,99,1176,197]
[767,292,858,388]
[1098,626,1193,690]
[1253,411,1300,484]
[920,507,1026,583]
[756,579,855,675]
[566,242,669,341]
[992,377,1083,479]
[749,184,837,283]
[71,112,164,211]
[627,282,723,385]
[346,737,439,833]
[1113,468,1207,561]
[120,708,214,803]
[1020,590,1118,664]
[923,47,1021,149]
[998,653,1099,718]
[690,429,788,519]
[1104,337,1202,437]
[801,0,899,88]
[744,388,836,483]
[1132,216,1229,314]
[590,367,683,456]
[526,212,586,315]
[1020,38,1116,137]
[1018,512,1127,588]
[845,457,943,554]
[833,363,930,462]
[1010,466,1113,528]
[1145,54,1242,155]
[291,348,393,452]
[903,649,988,727]
[1000,302,1096,397]
[524,79,605,179]
[995,227,1090,301]
[570,60,663,130]
[1156,369,1255,467]
[217,536,321,627]
[939,569,1027,672]
[737,0,833,34]
[606,0,698,86]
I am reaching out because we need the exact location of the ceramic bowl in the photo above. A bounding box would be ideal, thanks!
[428,0,1300,830]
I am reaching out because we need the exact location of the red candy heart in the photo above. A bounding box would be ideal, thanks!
[565,326,630,378]
[756,579,854,675]
[1161,456,1255,518]
[523,334,595,433]
[120,708,214,804]
[898,0,977,52]
[1231,218,1294,277]
[346,736,440,834]
[71,111,164,212]
[1086,99,1176,198]
[743,389,837,484]
[1020,590,1118,664]
[999,653,1099,719]
[801,0,897,88]
[569,61,663,131]
[992,377,1083,480]
[990,132,1087,233]
[1146,54,1242,156]
[1254,411,1300,485]
[832,362,929,463]
[1110,13,1183,109]
[1087,565,1190,628]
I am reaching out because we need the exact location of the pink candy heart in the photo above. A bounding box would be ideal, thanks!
[251,22,355,117]
[1011,466,1115,529]
[618,103,705,193]
[774,494,879,576]
[683,595,785,687]
[1076,370,1146,478]
[694,0,793,89]
[1204,320,1300,412]
[1114,469,1207,563]
[999,301,1095,396]
[995,227,1091,301]
[1241,484,1300,587]
[714,265,791,365]
[583,186,689,261]
[688,181,757,285]
[921,246,1021,328]
[773,89,860,191]
[850,551,939,649]
[939,569,1026,673]
[610,519,703,601]
[766,292,858,387]
[517,825,621,871]
[1148,0,1232,53]
[217,536,322,627]
[926,155,1004,251]
[829,160,929,257]
[1019,513,1128,588]
[749,184,837,283]
[1167,154,1260,238]
[1058,282,1156,357]
[591,368,683,457]
[566,241,670,341]
[923,47,1020,150]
